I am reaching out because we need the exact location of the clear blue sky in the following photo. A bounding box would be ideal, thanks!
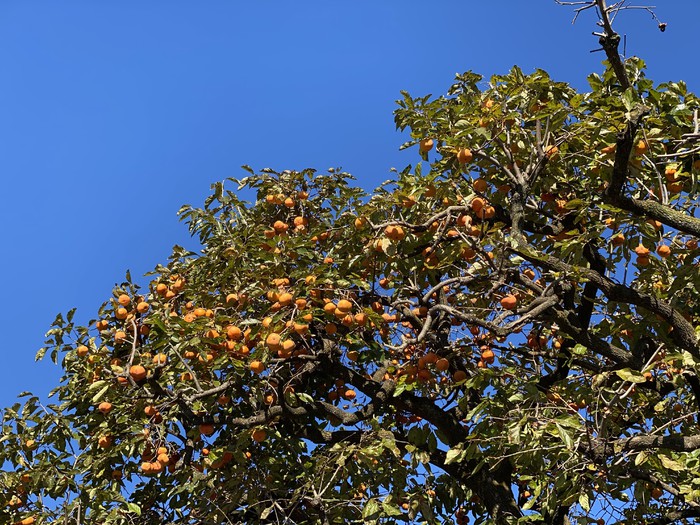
[0,1,697,404]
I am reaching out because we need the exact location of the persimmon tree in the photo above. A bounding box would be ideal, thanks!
[3,2,700,525]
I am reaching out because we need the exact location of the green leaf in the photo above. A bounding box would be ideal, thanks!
[295,392,314,404]
[362,498,380,520]
[260,506,274,520]
[445,446,467,465]
[622,88,637,112]
[381,501,403,517]
[616,368,647,384]
[564,199,585,210]
[522,493,537,511]
[635,451,648,466]
[555,422,574,450]
[579,492,590,512]
[571,344,587,355]
[659,454,684,471]
[653,400,668,412]
[88,380,108,392]
[393,381,407,397]
[91,384,110,403]
[126,502,141,516]
[508,421,522,445]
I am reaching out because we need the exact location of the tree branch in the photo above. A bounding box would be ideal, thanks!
[605,194,700,238]
[594,0,630,90]
[515,248,700,358]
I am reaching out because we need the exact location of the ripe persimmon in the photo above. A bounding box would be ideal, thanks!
[336,299,353,312]
[295,297,307,309]
[471,197,486,214]
[544,145,559,159]
[281,339,296,353]
[199,423,215,436]
[136,301,150,314]
[278,292,293,306]
[293,323,309,335]
[634,139,648,155]
[669,180,685,193]
[265,332,281,350]
[216,395,231,407]
[435,358,450,372]
[343,389,357,400]
[129,365,147,382]
[323,302,337,315]
[419,138,434,153]
[384,225,406,241]
[453,370,467,382]
[226,325,243,341]
[193,307,206,318]
[500,294,518,310]
[634,244,650,256]
[457,148,473,164]
[478,205,495,219]
[473,178,488,193]
[656,244,671,258]
[481,348,495,364]
[611,233,625,247]
[249,360,265,374]
[272,220,288,234]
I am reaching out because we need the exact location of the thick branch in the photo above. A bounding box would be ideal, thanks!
[615,433,700,453]
[544,306,632,364]
[595,0,630,90]
[604,110,644,198]
[606,194,700,238]
[516,249,700,358]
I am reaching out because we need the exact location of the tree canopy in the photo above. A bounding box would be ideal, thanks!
[3,2,700,524]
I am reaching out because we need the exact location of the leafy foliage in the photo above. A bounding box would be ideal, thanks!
[3,5,700,525]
